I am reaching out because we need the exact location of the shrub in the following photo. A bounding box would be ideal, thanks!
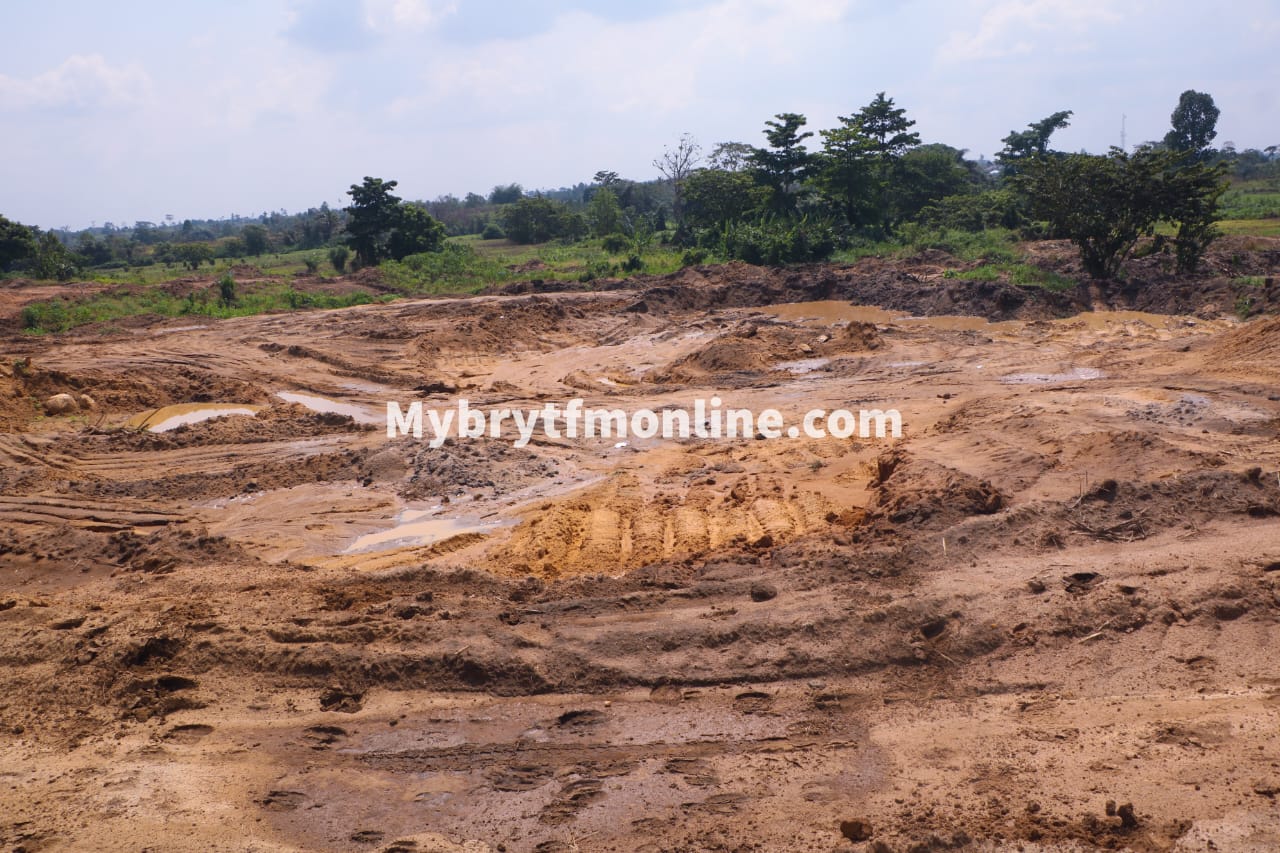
[303,256,320,274]
[328,245,349,273]
[715,217,837,265]
[480,222,505,240]
[218,274,236,307]
[601,233,628,253]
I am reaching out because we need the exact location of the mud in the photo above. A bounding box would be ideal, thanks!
[2,244,1280,852]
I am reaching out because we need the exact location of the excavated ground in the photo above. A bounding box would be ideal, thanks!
[1,242,1280,852]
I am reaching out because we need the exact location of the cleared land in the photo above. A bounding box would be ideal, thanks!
[1,238,1279,852]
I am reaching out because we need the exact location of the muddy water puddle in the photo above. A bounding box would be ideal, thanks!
[126,403,263,432]
[277,391,381,424]
[344,509,510,554]
[1001,367,1106,385]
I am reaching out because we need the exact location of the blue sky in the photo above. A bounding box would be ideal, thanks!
[1,0,1277,229]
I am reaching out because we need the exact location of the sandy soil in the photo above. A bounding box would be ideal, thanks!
[2,242,1279,852]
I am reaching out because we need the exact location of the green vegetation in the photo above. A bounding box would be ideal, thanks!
[5,85,1275,334]
[20,281,381,334]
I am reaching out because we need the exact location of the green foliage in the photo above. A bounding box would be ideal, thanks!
[1017,147,1226,279]
[241,224,271,256]
[170,242,214,270]
[0,215,39,270]
[303,256,320,274]
[919,189,1024,232]
[1164,90,1219,155]
[387,203,447,260]
[489,184,524,205]
[586,187,624,237]
[996,110,1073,175]
[682,168,769,230]
[344,177,447,265]
[32,231,78,281]
[20,280,377,334]
[344,176,402,266]
[480,222,505,240]
[601,233,628,253]
[328,245,349,272]
[751,113,815,213]
[715,217,836,265]
[218,274,236,307]
[500,196,584,244]
[815,92,922,234]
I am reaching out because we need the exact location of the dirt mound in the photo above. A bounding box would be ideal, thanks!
[1205,314,1280,376]
[413,296,586,368]
[489,471,841,578]
[650,319,882,382]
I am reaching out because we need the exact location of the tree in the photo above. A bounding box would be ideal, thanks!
[1163,90,1219,156]
[654,133,702,226]
[682,169,769,230]
[996,110,1073,175]
[751,113,814,213]
[386,203,446,260]
[707,142,755,172]
[592,170,621,187]
[241,224,271,256]
[1162,156,1228,272]
[894,144,975,223]
[0,215,38,270]
[489,183,524,205]
[32,231,77,280]
[586,187,624,237]
[815,93,921,233]
[500,196,581,244]
[344,177,402,266]
[1017,147,1224,279]
[328,245,350,273]
[74,233,113,266]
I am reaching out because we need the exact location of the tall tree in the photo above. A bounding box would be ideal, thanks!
[653,133,702,227]
[751,113,815,213]
[0,215,38,270]
[1163,90,1220,156]
[344,177,402,266]
[996,110,1073,175]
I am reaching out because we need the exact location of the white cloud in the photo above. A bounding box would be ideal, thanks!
[363,0,458,33]
[939,0,1125,62]
[0,54,152,112]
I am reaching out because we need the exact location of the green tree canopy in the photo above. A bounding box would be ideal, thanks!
[0,215,38,271]
[997,110,1073,175]
[751,113,815,213]
[1163,90,1219,155]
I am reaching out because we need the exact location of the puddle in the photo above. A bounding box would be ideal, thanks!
[1000,367,1106,385]
[759,301,897,324]
[277,391,381,424]
[901,315,1021,333]
[1058,310,1179,330]
[776,357,831,374]
[344,511,508,553]
[126,403,262,432]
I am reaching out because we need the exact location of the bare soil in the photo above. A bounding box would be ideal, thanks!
[2,241,1280,852]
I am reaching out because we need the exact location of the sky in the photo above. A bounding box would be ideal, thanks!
[1,0,1277,230]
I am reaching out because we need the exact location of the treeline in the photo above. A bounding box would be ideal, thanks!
[1,88,1275,282]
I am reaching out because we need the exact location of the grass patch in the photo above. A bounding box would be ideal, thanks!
[381,239,689,294]
[833,227,1020,264]
[945,261,1075,291]
[20,281,380,334]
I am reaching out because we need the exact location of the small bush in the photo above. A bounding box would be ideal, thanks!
[681,248,708,267]
[303,256,320,274]
[328,245,350,273]
[218,274,236,307]
[601,233,628,253]
[480,222,505,240]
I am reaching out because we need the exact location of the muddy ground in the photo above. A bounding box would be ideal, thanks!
[1,241,1280,852]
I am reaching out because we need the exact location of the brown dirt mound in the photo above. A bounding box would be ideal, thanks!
[412,296,586,369]
[1205,314,1280,376]
[489,471,842,578]
[650,319,882,382]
